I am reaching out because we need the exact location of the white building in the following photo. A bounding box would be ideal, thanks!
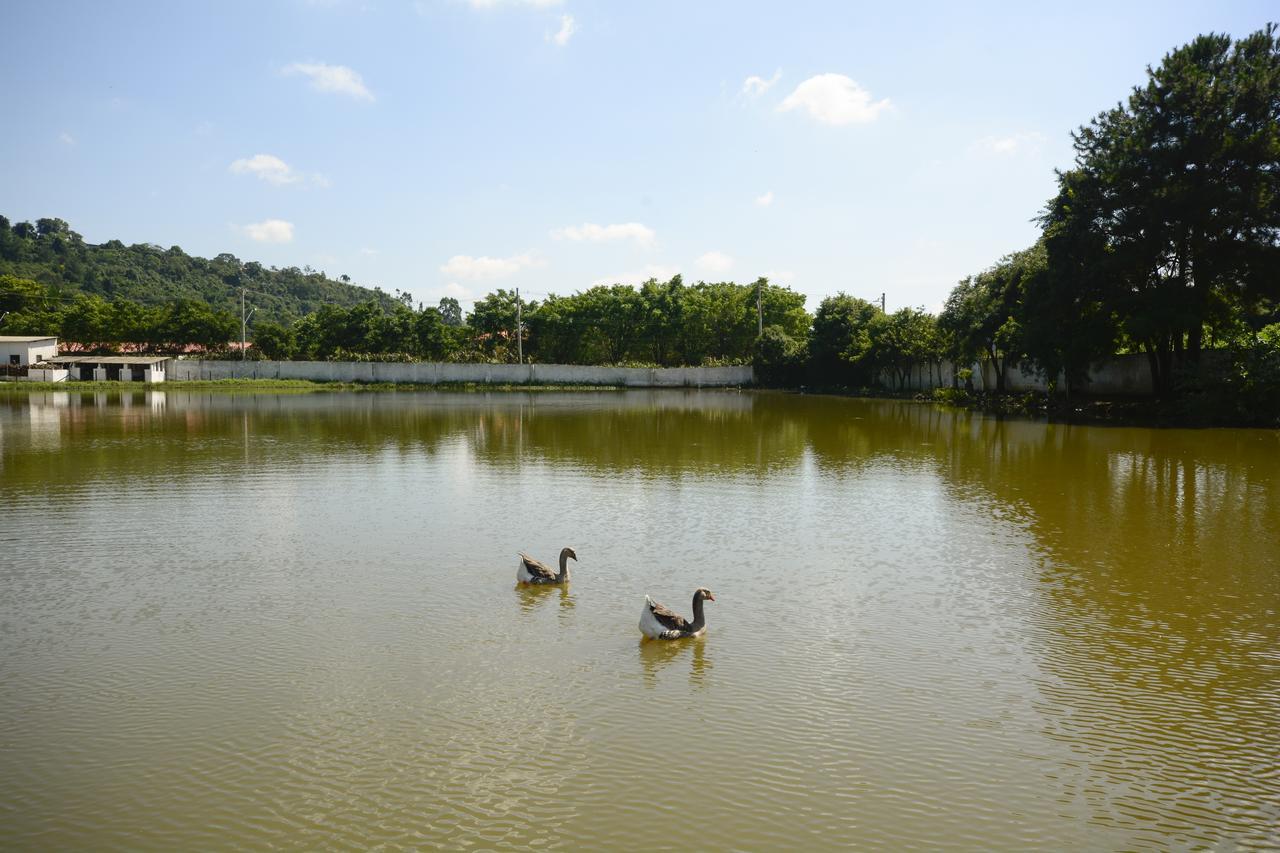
[0,335,58,366]
[44,355,170,383]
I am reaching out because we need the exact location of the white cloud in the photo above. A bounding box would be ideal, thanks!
[58,131,75,146]
[549,14,576,46]
[975,132,1046,155]
[359,247,379,256]
[443,282,473,299]
[239,219,295,243]
[440,252,543,280]
[591,264,680,287]
[741,69,781,98]
[229,154,328,187]
[696,251,734,274]
[755,190,774,207]
[764,269,796,286]
[229,154,295,185]
[283,62,374,101]
[778,74,889,125]
[552,222,655,247]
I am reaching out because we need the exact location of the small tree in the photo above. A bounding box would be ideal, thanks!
[253,321,297,360]
[754,325,806,386]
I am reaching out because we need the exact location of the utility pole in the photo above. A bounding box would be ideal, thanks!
[756,278,763,337]
[880,292,886,313]
[515,287,523,363]
[240,289,255,360]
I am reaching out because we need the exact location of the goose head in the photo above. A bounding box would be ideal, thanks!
[695,587,715,602]
[561,547,579,562]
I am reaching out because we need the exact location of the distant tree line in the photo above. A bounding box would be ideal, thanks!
[1,27,1275,422]
[1,273,239,352]
[0,215,397,323]
[250,278,811,365]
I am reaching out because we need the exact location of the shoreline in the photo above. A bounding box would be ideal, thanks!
[5,378,1276,429]
[0,378,641,393]
[786,385,1280,430]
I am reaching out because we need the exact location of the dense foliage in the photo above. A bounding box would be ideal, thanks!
[0,215,397,324]
[1,273,240,352]
[3,27,1277,423]
[252,277,811,366]
[1031,25,1280,396]
[928,25,1280,422]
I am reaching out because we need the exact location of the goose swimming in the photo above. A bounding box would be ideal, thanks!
[517,547,577,584]
[639,588,715,640]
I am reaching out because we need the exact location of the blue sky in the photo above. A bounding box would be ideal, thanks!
[2,1,1273,315]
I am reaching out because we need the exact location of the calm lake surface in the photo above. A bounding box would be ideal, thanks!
[1,389,1277,850]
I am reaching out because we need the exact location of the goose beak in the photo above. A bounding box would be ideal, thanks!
[706,592,715,601]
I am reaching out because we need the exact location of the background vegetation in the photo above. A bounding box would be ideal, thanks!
[0,216,397,325]
[2,27,1277,422]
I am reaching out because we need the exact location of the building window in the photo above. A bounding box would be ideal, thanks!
[8,355,19,365]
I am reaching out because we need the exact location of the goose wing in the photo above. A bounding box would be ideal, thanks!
[646,596,690,631]
[518,552,558,581]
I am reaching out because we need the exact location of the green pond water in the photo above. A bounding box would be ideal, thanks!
[1,388,1277,850]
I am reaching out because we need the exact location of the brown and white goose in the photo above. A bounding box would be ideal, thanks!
[516,547,577,584]
[639,588,715,639]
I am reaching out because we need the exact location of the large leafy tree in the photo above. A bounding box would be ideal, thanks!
[637,276,685,365]
[940,245,1049,393]
[573,284,647,363]
[1051,26,1280,394]
[414,307,448,360]
[526,293,588,364]
[468,288,525,360]
[679,282,754,364]
[1026,181,1119,395]
[809,293,880,387]
[868,308,938,390]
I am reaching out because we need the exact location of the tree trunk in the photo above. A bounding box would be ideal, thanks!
[1145,340,1174,398]
[988,345,1006,394]
[1145,348,1159,396]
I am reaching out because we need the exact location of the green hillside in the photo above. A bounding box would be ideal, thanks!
[0,215,398,323]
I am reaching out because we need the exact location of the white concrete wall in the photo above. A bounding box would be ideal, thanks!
[879,353,1155,396]
[93,367,109,381]
[169,359,754,387]
[145,368,165,383]
[24,368,69,382]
